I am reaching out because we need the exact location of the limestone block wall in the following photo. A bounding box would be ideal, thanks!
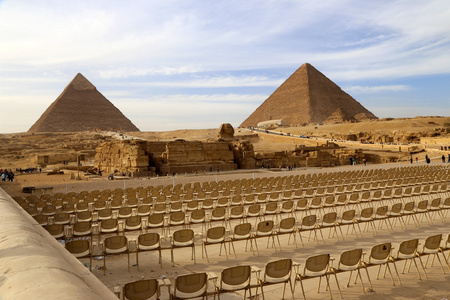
[95,141,149,174]
[0,188,116,300]
[95,140,237,176]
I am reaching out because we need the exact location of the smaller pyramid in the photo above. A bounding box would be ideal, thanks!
[28,74,139,132]
[240,63,377,127]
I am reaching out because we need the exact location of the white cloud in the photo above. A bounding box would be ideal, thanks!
[1,0,450,133]
[345,85,412,94]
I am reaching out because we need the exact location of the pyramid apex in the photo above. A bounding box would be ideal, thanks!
[68,73,96,91]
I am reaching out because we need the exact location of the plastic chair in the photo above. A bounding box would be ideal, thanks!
[364,242,400,286]
[320,212,339,240]
[125,215,142,233]
[202,226,227,262]
[216,265,252,300]
[65,239,92,271]
[103,235,129,275]
[136,233,162,269]
[393,239,426,281]
[45,223,65,239]
[118,207,133,219]
[293,254,336,299]
[229,222,255,257]
[171,229,195,266]
[277,217,298,247]
[418,234,449,274]
[257,259,293,300]
[298,215,322,245]
[171,273,208,299]
[246,204,262,226]
[168,211,186,234]
[123,278,161,300]
[254,220,280,253]
[331,249,371,296]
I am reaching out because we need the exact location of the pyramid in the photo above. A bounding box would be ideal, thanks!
[240,63,377,127]
[28,73,139,132]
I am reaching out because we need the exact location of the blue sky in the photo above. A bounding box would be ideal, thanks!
[1,0,449,133]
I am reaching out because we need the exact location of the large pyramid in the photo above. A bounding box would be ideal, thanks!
[28,73,139,132]
[240,63,377,127]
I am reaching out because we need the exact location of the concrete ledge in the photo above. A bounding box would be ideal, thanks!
[0,188,117,300]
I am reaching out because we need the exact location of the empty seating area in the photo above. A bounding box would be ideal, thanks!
[10,164,450,299]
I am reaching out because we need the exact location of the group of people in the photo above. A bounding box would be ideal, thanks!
[442,154,450,163]
[0,169,14,182]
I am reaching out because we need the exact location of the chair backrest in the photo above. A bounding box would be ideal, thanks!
[124,279,159,300]
[212,207,226,219]
[233,223,252,238]
[430,197,441,208]
[73,221,92,235]
[101,218,118,231]
[304,254,330,276]
[170,211,186,223]
[118,206,132,217]
[370,243,392,263]
[322,212,337,225]
[301,215,317,227]
[221,265,251,291]
[257,220,274,234]
[375,206,388,217]
[137,205,151,215]
[296,199,308,209]
[54,212,70,224]
[138,233,160,250]
[338,249,362,270]
[281,200,294,210]
[190,209,205,222]
[173,229,194,246]
[104,235,128,253]
[264,259,292,283]
[404,201,415,212]
[126,215,142,228]
[45,223,64,238]
[390,203,402,214]
[424,234,442,252]
[206,226,226,242]
[65,239,90,257]
[148,214,164,227]
[417,200,428,210]
[279,217,296,232]
[173,273,208,299]
[248,204,261,215]
[397,239,419,259]
[98,208,112,219]
[360,207,373,219]
[230,206,244,217]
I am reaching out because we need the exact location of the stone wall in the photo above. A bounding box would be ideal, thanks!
[95,140,237,176]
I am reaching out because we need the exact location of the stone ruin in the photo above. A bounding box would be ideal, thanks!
[95,124,370,176]
[218,123,235,140]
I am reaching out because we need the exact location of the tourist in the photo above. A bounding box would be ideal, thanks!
[363,157,367,166]
[416,157,418,164]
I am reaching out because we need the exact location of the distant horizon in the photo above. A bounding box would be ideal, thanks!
[1,1,450,133]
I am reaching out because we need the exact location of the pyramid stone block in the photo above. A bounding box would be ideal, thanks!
[28,73,139,132]
[240,63,377,127]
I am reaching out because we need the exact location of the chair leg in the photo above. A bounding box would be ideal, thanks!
[171,247,175,266]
